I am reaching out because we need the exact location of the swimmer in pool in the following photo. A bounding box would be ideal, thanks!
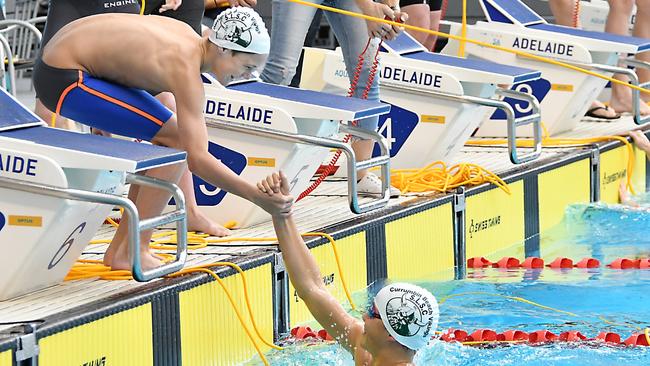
[260,171,439,365]
[33,7,293,271]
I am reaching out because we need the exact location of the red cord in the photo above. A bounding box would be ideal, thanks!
[297,38,381,201]
[572,0,580,28]
[441,0,449,21]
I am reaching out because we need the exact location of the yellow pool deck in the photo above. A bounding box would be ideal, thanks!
[0,116,647,366]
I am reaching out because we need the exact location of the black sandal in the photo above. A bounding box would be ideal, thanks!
[584,105,621,120]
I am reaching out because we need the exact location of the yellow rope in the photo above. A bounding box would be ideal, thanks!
[140,0,146,15]
[391,162,510,195]
[458,0,467,57]
[286,0,650,96]
[438,291,580,317]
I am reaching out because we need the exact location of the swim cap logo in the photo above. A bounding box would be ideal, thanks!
[386,287,434,337]
[215,11,261,50]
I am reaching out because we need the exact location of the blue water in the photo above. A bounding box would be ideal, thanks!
[253,201,650,365]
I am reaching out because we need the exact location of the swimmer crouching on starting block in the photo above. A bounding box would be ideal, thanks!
[260,171,439,365]
[33,7,292,270]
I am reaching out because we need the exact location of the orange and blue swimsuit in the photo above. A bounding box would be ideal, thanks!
[33,58,173,141]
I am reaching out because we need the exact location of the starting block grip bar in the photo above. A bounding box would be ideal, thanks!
[126,173,187,282]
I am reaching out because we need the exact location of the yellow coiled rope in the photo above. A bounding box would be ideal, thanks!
[392,161,511,195]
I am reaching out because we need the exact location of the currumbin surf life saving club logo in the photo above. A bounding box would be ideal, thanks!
[214,10,261,50]
[384,287,434,338]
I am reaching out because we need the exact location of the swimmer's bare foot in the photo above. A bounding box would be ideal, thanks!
[110,249,164,271]
[619,181,631,204]
[610,92,650,116]
[188,207,231,237]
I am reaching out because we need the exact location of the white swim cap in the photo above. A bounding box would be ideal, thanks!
[373,283,439,350]
[209,7,270,54]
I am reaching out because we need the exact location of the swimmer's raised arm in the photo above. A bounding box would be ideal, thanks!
[264,172,363,352]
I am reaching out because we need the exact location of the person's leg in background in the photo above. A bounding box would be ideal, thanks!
[607,0,650,115]
[400,0,431,47]
[633,0,650,104]
[326,0,400,197]
[260,0,318,86]
[424,0,442,51]
[548,0,620,119]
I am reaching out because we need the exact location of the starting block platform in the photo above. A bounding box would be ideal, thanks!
[192,77,392,228]
[300,32,544,167]
[0,106,647,364]
[444,0,650,137]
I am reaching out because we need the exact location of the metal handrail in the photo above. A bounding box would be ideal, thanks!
[381,82,543,164]
[588,62,650,126]
[0,33,14,95]
[0,174,187,282]
[205,117,391,214]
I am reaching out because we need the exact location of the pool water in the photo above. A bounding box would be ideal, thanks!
[254,200,650,365]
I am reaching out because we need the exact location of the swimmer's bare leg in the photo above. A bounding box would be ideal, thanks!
[179,169,231,236]
[108,162,185,271]
[152,94,231,237]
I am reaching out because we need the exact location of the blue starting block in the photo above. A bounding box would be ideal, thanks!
[0,88,188,300]
[194,77,392,228]
[300,31,543,167]
[445,0,650,137]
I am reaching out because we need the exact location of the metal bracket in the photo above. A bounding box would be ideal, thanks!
[590,146,601,203]
[453,187,467,280]
[205,118,391,215]
[15,323,39,365]
[272,253,289,340]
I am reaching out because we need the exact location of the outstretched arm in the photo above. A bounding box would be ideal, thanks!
[261,173,363,352]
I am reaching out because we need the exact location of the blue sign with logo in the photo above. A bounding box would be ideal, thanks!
[192,142,247,206]
[0,212,4,232]
[372,102,419,158]
[490,78,551,120]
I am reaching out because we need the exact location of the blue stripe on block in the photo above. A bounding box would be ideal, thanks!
[0,88,43,131]
[1,126,186,171]
[530,24,650,52]
[228,81,390,120]
[403,52,541,83]
[484,0,544,25]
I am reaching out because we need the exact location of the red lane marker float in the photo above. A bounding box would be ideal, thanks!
[548,257,574,269]
[576,258,600,268]
[291,326,334,341]
[439,328,650,347]
[522,257,544,269]
[498,330,529,342]
[493,257,520,269]
[624,333,650,347]
[467,257,492,268]
[467,256,649,270]
[440,329,650,347]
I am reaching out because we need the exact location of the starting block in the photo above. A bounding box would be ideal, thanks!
[192,76,391,228]
[444,0,650,137]
[0,88,188,300]
[299,33,543,167]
